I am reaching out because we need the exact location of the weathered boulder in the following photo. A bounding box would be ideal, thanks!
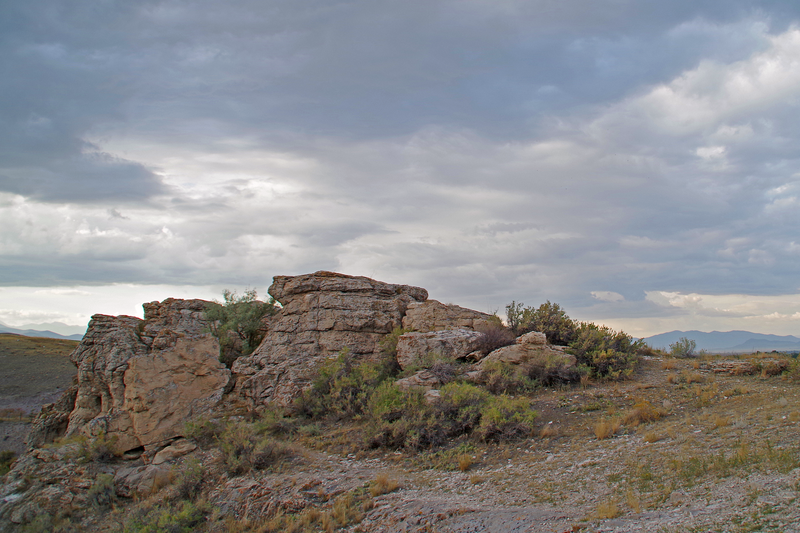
[233,271,428,407]
[114,464,172,498]
[62,299,230,453]
[402,299,493,332]
[396,328,483,370]
[477,331,576,370]
[151,438,197,465]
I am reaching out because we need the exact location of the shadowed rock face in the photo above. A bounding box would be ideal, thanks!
[233,271,428,407]
[36,299,230,453]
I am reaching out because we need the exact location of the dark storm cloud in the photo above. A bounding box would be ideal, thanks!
[0,1,166,202]
[3,0,800,336]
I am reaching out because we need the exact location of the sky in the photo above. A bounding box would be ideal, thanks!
[2,0,800,338]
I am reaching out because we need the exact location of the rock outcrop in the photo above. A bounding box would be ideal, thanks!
[402,300,493,332]
[477,331,575,370]
[233,271,428,407]
[59,299,229,453]
[396,329,484,370]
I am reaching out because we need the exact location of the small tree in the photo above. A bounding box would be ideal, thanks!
[205,289,278,367]
[669,337,697,358]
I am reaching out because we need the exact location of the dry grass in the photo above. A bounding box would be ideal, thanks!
[661,359,677,370]
[457,454,474,472]
[622,399,667,426]
[682,370,705,384]
[539,424,559,438]
[625,489,641,513]
[643,431,660,443]
[370,473,399,497]
[596,499,621,519]
[713,416,731,429]
[594,418,621,440]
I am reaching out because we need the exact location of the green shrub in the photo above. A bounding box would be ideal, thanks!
[365,382,536,449]
[204,289,278,367]
[184,418,225,448]
[295,348,396,420]
[216,421,288,475]
[379,327,412,360]
[174,457,205,501]
[0,450,16,476]
[476,395,538,441]
[88,473,116,510]
[670,337,697,358]
[123,500,210,533]
[505,300,577,345]
[80,432,120,463]
[478,360,538,395]
[568,322,641,379]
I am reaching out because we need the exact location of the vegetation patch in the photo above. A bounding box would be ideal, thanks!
[204,289,278,367]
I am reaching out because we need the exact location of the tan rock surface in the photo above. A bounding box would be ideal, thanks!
[402,299,493,332]
[396,328,484,370]
[477,331,575,369]
[234,271,428,407]
[62,299,229,453]
[123,336,229,449]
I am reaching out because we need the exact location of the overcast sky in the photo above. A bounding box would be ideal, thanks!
[2,0,800,338]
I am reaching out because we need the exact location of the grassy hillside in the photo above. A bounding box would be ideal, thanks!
[0,333,78,416]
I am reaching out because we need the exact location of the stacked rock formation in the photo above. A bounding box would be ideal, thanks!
[233,271,428,407]
[30,299,230,454]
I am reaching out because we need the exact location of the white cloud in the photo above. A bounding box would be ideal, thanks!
[591,291,625,302]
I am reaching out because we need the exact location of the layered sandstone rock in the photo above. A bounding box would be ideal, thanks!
[60,299,229,453]
[396,328,484,370]
[233,271,428,407]
[477,331,575,369]
[402,300,493,332]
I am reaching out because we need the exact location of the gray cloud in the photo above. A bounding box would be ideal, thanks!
[2,1,800,335]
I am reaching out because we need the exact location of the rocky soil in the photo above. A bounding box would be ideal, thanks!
[3,354,799,532]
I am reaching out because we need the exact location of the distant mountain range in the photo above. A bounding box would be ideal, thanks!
[0,320,85,341]
[642,330,800,353]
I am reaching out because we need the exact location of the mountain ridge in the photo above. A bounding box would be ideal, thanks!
[643,329,800,353]
[0,322,84,341]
